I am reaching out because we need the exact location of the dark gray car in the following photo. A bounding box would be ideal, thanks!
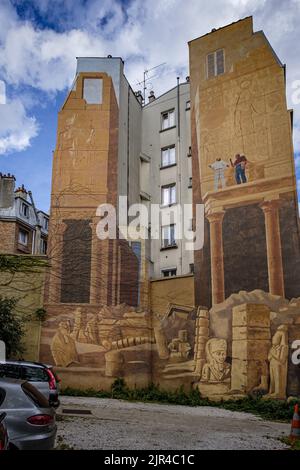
[0,378,57,450]
[0,361,60,407]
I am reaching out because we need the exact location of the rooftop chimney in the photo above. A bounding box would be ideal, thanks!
[135,90,143,105]
[14,184,28,200]
[0,173,16,209]
[148,90,156,103]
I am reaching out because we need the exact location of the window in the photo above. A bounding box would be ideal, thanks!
[22,366,49,383]
[188,177,192,188]
[161,146,176,167]
[44,217,49,230]
[162,268,177,277]
[186,100,191,110]
[0,364,22,380]
[41,239,47,254]
[21,202,29,217]
[83,78,103,104]
[161,184,176,206]
[187,146,192,157]
[161,224,176,248]
[207,49,225,78]
[161,109,175,130]
[189,263,195,274]
[18,229,28,246]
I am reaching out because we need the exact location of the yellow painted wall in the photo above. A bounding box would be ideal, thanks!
[189,16,295,198]
[150,274,195,316]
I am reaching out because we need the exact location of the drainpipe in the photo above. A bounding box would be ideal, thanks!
[176,77,183,276]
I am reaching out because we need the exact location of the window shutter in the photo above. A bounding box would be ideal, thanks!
[207,53,215,78]
[216,49,224,75]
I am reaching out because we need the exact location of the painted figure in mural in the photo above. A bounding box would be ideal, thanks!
[85,316,99,344]
[230,154,248,184]
[168,330,191,362]
[266,325,289,399]
[201,338,231,382]
[71,308,89,343]
[209,158,229,190]
[51,320,79,367]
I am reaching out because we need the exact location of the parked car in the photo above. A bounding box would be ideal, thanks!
[0,361,60,407]
[0,412,9,451]
[0,378,57,450]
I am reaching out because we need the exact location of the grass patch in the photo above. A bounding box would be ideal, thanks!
[62,378,299,422]
[279,436,300,450]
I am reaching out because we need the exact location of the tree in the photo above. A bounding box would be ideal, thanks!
[0,296,25,358]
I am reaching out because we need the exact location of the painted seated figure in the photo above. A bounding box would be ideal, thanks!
[201,338,231,383]
[168,330,191,363]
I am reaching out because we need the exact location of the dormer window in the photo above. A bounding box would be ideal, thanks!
[207,49,225,78]
[21,203,29,218]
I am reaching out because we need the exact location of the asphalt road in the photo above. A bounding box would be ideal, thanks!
[56,396,290,450]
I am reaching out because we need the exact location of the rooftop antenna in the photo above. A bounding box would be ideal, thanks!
[136,63,166,103]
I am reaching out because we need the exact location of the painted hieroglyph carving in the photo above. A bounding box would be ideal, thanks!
[266,324,289,399]
[200,338,231,383]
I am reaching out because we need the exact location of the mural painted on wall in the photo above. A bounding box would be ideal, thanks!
[39,292,300,399]
[39,17,300,401]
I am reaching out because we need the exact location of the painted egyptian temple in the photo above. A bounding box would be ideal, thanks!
[34,17,300,400]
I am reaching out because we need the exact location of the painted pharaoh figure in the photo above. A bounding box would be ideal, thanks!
[200,338,231,383]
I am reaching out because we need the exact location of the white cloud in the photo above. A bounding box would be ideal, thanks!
[0,98,39,154]
[0,0,300,155]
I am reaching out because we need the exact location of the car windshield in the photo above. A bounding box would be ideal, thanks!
[22,382,50,408]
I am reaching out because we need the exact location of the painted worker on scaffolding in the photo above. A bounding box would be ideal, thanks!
[209,157,230,191]
[230,153,248,184]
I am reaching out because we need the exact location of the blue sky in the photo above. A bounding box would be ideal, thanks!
[0,0,299,212]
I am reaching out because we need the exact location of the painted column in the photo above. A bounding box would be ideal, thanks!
[231,303,271,393]
[207,211,225,305]
[260,200,285,297]
[194,307,209,376]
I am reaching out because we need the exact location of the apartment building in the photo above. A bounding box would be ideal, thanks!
[142,82,194,278]
[0,173,49,255]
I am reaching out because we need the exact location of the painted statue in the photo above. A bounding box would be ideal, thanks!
[168,330,191,362]
[209,158,229,190]
[51,320,79,367]
[201,338,231,382]
[266,325,289,399]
